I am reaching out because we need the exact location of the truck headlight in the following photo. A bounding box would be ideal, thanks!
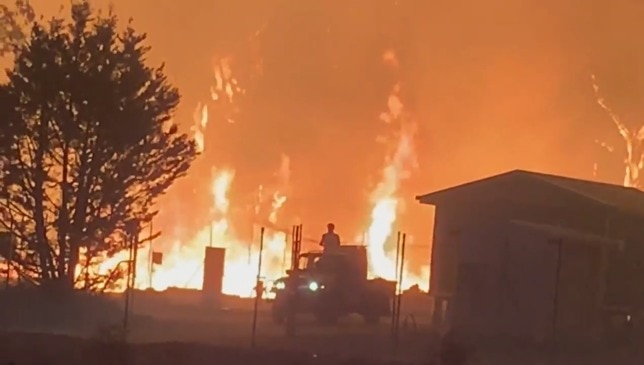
[275,281,286,290]
[308,281,319,291]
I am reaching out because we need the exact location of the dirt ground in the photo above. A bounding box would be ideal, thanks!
[4,291,644,364]
[0,331,415,365]
[0,311,435,365]
[0,292,437,365]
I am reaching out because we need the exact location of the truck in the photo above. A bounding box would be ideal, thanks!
[269,245,396,325]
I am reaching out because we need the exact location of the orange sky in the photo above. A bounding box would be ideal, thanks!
[4,0,644,274]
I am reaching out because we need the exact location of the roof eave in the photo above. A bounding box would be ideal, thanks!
[415,194,439,205]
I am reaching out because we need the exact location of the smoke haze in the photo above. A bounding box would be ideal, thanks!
[4,0,643,275]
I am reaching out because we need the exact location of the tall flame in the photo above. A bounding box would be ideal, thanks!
[71,49,432,297]
[365,50,424,290]
[92,165,290,297]
[211,57,244,124]
[191,57,246,151]
[591,74,644,188]
[192,103,208,153]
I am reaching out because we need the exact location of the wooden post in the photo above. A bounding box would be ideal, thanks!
[123,222,139,336]
[148,220,153,289]
[123,233,134,334]
[393,233,407,357]
[391,232,402,337]
[251,227,265,348]
[286,224,302,337]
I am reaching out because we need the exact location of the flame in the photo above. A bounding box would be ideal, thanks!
[191,57,246,150]
[69,49,432,298]
[88,165,289,297]
[591,74,644,188]
[365,49,425,291]
[211,57,244,124]
[191,103,208,153]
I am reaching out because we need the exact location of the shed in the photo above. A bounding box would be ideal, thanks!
[416,170,644,341]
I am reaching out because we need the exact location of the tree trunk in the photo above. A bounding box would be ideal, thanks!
[59,138,75,289]
[69,131,93,289]
[67,243,80,289]
[34,112,53,283]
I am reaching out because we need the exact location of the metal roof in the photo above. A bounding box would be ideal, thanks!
[416,169,644,218]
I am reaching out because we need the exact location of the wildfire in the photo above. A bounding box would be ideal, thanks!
[90,166,289,297]
[191,57,245,152]
[591,74,644,188]
[211,57,244,124]
[364,50,425,291]
[192,103,208,153]
[211,57,243,104]
[84,49,429,297]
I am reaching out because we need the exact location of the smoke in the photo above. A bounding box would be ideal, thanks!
[8,0,644,272]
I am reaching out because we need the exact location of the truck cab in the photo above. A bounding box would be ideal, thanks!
[271,245,395,324]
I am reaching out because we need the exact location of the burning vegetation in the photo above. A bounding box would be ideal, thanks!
[0,1,428,297]
[2,0,639,302]
[94,48,427,297]
[0,2,196,291]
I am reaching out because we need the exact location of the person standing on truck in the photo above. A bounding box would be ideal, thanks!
[319,223,341,253]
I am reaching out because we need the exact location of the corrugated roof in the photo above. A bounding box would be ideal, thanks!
[416,169,644,218]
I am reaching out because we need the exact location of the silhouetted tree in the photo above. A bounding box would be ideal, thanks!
[0,0,35,57]
[0,1,197,291]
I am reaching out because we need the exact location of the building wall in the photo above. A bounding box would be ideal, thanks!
[443,216,604,341]
[603,213,644,308]
[425,176,644,334]
[448,219,558,340]
[555,239,602,340]
[430,189,612,298]
[429,191,611,340]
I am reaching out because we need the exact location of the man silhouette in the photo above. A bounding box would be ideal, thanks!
[319,223,341,252]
